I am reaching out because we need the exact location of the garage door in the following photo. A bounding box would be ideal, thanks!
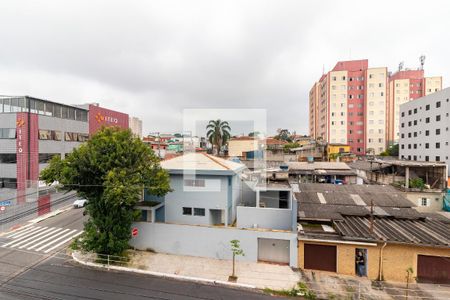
[304,244,336,272]
[417,255,450,284]
[258,238,290,264]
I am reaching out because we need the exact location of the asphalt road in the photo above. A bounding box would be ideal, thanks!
[0,207,278,299]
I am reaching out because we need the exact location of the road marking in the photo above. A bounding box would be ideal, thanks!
[2,227,49,247]
[11,227,60,248]
[26,229,71,250]
[44,232,82,253]
[18,227,64,249]
[0,224,33,237]
[5,225,40,238]
[35,229,77,252]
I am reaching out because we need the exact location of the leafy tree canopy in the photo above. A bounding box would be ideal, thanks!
[274,129,292,143]
[41,127,171,255]
[206,119,231,155]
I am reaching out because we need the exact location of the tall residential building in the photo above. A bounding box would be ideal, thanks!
[387,70,442,145]
[129,116,143,138]
[399,87,450,176]
[309,59,442,155]
[309,59,387,155]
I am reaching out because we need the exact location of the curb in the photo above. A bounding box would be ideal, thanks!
[29,204,73,224]
[71,251,257,290]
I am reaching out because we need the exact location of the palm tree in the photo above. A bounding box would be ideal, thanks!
[206,119,231,155]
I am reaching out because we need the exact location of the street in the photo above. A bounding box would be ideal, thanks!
[0,207,277,299]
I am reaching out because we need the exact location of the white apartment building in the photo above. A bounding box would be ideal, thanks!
[399,87,450,175]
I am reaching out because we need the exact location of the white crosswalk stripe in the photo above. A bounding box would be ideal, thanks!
[1,225,82,254]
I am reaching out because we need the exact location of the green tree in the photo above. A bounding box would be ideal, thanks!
[274,129,292,142]
[380,144,399,156]
[40,127,171,255]
[206,119,231,155]
[229,239,245,280]
[283,142,300,153]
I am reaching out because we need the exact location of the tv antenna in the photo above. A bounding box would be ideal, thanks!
[398,61,404,72]
[420,55,426,70]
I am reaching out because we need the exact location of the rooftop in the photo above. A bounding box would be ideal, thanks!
[161,152,245,173]
[287,162,351,171]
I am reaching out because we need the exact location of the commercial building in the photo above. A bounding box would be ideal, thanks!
[309,59,442,155]
[398,87,450,176]
[0,96,129,203]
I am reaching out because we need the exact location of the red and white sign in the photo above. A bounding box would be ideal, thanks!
[132,227,138,237]
[88,104,129,134]
[0,206,5,211]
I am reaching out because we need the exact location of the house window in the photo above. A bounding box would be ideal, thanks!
[425,156,429,161]
[436,115,441,122]
[436,156,440,162]
[436,128,441,135]
[425,130,429,136]
[194,208,206,216]
[425,143,429,149]
[425,117,430,123]
[436,101,441,108]
[419,198,429,207]
[182,207,192,215]
[436,142,440,149]
[426,104,430,110]
[184,179,206,187]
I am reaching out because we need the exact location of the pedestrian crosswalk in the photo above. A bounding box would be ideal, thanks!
[0,225,82,254]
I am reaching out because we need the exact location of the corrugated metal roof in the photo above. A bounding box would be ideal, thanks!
[334,216,450,247]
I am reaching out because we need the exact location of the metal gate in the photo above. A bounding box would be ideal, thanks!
[304,243,337,272]
[417,255,450,284]
[257,238,290,264]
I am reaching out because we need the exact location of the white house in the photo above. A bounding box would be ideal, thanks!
[131,153,298,267]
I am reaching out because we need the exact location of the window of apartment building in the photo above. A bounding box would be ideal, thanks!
[379,83,384,87]
[357,147,363,152]
[184,179,206,187]
[408,121,412,127]
[401,123,405,128]
[425,143,429,149]
[425,130,429,136]
[408,110,412,115]
[425,117,430,123]
[378,138,383,143]
[413,120,417,126]
[340,121,345,125]
[378,129,383,134]
[436,156,440,162]
[426,104,430,110]
[436,142,440,149]
[369,74,373,79]
[436,128,441,135]
[0,154,17,164]
[413,108,417,114]
[0,128,16,139]
[413,144,417,149]
[436,101,441,108]
[193,208,206,216]
[408,155,411,160]
[401,144,404,149]
[408,133,411,138]
[182,207,192,215]
[332,76,337,81]
[401,133,405,138]
[436,115,441,122]
[413,132,417,137]
[413,155,417,161]
[342,76,346,80]
[408,144,411,149]
[425,156,429,161]
[401,112,405,117]
[357,94,363,99]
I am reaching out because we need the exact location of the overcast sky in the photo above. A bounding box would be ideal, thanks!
[1,0,449,136]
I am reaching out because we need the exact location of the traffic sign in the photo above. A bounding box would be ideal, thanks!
[132,227,138,237]
[0,206,5,212]
[0,200,11,206]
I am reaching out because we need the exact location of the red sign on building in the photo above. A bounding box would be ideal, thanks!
[132,227,138,237]
[88,104,129,134]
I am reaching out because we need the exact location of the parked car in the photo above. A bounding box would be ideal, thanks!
[73,199,88,208]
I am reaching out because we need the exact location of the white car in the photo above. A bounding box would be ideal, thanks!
[73,199,88,208]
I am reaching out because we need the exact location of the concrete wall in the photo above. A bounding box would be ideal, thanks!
[130,222,298,267]
[405,191,443,212]
[298,240,450,283]
[165,174,240,226]
[228,140,258,157]
[236,206,293,230]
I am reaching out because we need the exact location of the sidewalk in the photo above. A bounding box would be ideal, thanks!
[74,250,300,290]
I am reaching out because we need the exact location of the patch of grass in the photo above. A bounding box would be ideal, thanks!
[263,282,317,299]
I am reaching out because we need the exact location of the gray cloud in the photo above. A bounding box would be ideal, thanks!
[0,0,449,136]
